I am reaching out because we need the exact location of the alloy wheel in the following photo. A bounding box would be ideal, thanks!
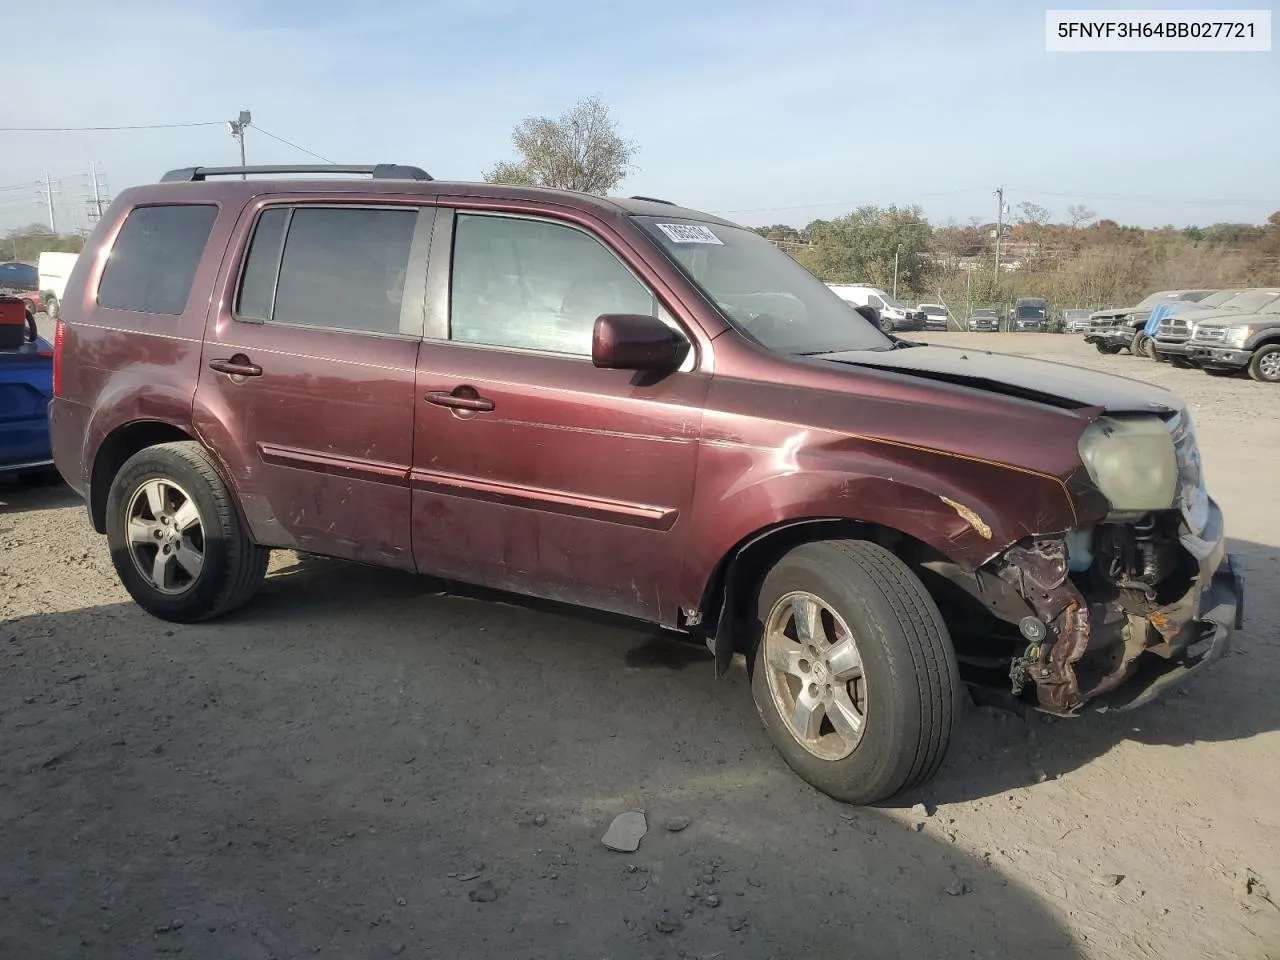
[125,478,206,595]
[763,591,869,761]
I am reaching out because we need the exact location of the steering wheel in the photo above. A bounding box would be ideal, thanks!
[25,308,38,344]
[745,311,788,339]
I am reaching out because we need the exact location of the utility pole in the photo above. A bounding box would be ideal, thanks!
[993,186,1004,280]
[228,110,252,178]
[893,243,903,300]
[43,169,57,233]
[88,162,108,221]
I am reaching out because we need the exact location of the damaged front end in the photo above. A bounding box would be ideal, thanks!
[981,410,1243,714]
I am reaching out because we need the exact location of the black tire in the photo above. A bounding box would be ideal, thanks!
[105,440,268,623]
[44,295,59,321]
[1248,345,1280,383]
[748,539,960,805]
[1130,331,1149,356]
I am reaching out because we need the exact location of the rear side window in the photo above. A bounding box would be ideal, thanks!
[236,206,416,335]
[98,205,218,315]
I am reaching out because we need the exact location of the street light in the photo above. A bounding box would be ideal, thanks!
[227,110,252,179]
[893,243,904,300]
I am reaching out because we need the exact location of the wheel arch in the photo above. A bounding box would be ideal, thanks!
[88,421,200,533]
[699,516,975,677]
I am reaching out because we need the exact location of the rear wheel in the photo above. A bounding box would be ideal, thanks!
[105,441,268,623]
[44,295,59,321]
[1248,345,1280,383]
[749,540,959,805]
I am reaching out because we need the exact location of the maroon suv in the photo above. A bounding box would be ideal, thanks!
[48,164,1243,804]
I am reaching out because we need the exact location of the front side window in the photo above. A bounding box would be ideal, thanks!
[637,217,893,356]
[449,213,656,356]
[235,206,416,335]
[98,204,218,315]
[867,294,885,310]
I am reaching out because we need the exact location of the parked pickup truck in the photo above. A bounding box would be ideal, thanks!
[1150,289,1264,366]
[0,296,55,480]
[1084,289,1217,355]
[1186,297,1280,382]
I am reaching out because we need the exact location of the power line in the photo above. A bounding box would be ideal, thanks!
[718,187,989,216]
[1004,185,1278,207]
[253,127,336,163]
[0,121,224,132]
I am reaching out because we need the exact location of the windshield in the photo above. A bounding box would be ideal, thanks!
[1016,303,1046,317]
[1063,309,1089,318]
[1194,290,1240,309]
[0,262,38,290]
[881,294,907,310]
[1219,289,1280,313]
[921,305,946,315]
[972,309,997,318]
[637,217,893,355]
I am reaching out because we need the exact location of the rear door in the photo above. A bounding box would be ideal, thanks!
[409,207,709,623]
[193,200,433,569]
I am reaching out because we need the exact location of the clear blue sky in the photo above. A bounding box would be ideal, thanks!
[2,0,1277,234]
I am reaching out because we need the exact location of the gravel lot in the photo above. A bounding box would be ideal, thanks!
[2,333,1277,960]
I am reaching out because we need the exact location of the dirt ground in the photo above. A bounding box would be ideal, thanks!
[2,333,1277,960]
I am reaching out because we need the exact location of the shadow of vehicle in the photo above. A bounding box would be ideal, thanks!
[0,580,1087,959]
[0,473,76,520]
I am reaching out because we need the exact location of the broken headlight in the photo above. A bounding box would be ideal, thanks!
[1077,415,1178,513]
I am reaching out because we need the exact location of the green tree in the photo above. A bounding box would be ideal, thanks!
[3,224,84,262]
[797,204,933,295]
[484,96,637,195]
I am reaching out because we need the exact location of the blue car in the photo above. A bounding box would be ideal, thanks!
[0,298,55,482]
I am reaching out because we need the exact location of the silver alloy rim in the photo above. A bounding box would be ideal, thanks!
[126,478,206,596]
[1261,352,1280,381]
[763,591,868,761]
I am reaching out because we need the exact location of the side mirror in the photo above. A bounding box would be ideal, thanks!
[854,304,881,326]
[592,314,687,371]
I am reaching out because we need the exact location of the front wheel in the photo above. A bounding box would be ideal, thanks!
[749,540,960,805]
[44,295,59,320]
[105,441,269,623]
[1131,331,1150,356]
[1249,345,1280,383]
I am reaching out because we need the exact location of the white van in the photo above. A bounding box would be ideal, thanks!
[825,283,925,332]
[38,251,80,318]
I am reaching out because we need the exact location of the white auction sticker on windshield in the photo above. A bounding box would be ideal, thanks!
[656,223,723,245]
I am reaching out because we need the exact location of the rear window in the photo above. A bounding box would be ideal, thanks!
[97,205,218,315]
[0,262,39,290]
[236,206,417,335]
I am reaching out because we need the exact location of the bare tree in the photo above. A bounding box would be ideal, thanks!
[1017,202,1052,228]
[484,96,637,195]
[1066,203,1097,229]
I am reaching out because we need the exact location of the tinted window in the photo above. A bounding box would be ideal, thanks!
[236,208,289,322]
[98,205,217,315]
[450,213,656,356]
[0,262,39,290]
[266,207,416,334]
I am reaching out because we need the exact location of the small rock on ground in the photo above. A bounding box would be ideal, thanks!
[602,811,647,853]
[468,880,499,902]
[654,910,683,934]
[945,877,970,896]
[664,816,691,832]
[1092,873,1124,887]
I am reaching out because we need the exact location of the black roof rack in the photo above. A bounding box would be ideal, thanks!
[628,195,676,205]
[160,164,433,183]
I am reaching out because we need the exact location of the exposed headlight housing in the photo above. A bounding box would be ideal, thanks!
[1223,325,1252,347]
[1077,416,1178,513]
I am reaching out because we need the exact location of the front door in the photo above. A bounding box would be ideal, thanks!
[195,201,433,569]
[410,208,708,623]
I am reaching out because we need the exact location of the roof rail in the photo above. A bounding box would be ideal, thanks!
[159,164,433,183]
[628,195,676,205]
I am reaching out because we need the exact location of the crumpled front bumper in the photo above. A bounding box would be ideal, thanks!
[1092,550,1243,712]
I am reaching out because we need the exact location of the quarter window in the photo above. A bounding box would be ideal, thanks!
[98,204,218,316]
[236,206,417,335]
[449,213,656,356]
